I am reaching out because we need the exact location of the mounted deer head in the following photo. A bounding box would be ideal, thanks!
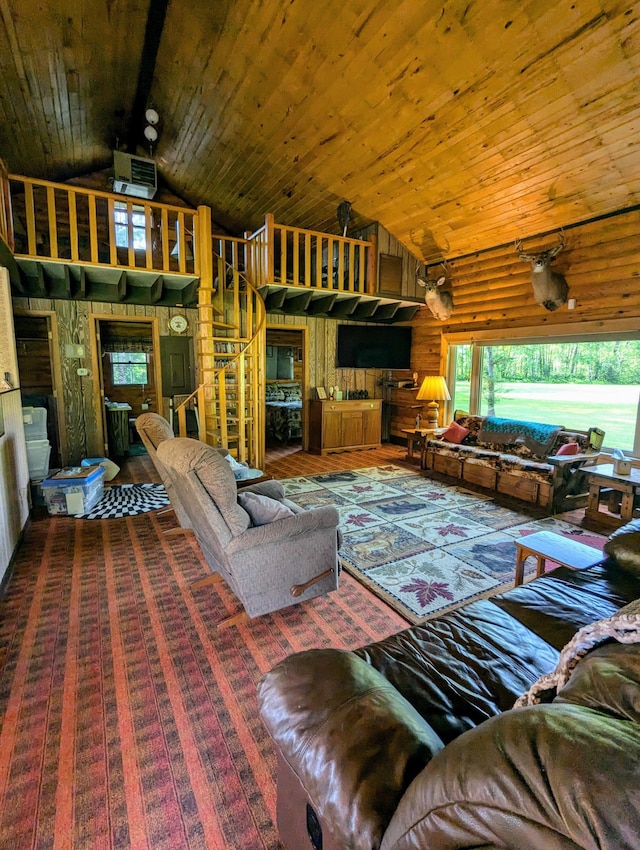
[416,262,454,321]
[516,234,569,312]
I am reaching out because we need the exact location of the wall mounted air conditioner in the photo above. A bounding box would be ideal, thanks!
[112,151,157,200]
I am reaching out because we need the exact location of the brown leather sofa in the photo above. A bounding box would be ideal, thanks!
[257,521,640,850]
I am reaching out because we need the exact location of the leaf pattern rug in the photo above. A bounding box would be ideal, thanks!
[282,465,607,624]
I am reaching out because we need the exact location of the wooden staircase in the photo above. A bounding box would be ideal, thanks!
[174,218,266,470]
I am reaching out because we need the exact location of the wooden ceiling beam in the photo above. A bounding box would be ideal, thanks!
[126,0,170,154]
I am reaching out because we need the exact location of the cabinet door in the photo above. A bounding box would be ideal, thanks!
[363,406,382,445]
[341,411,364,447]
[323,410,343,448]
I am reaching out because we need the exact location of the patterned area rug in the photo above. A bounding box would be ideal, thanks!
[282,464,607,624]
[76,483,170,519]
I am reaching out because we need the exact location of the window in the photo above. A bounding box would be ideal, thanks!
[114,201,147,250]
[447,336,640,453]
[111,352,148,385]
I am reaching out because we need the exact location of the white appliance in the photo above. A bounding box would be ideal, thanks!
[112,151,158,200]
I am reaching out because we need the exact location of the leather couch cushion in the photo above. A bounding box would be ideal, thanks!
[555,642,640,722]
[354,599,559,744]
[492,563,640,650]
[380,701,640,850]
[604,519,640,576]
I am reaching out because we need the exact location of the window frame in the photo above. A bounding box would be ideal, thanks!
[113,200,147,251]
[110,351,149,386]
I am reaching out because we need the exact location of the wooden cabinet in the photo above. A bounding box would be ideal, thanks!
[388,387,426,440]
[309,399,382,454]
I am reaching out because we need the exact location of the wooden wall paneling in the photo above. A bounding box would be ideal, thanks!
[0,268,20,389]
[0,389,30,587]
[51,299,85,463]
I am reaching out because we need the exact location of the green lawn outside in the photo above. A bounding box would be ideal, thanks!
[453,382,638,451]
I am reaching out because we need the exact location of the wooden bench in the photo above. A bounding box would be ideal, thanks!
[513,530,606,586]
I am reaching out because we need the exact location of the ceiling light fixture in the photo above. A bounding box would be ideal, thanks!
[144,124,158,142]
[145,107,159,125]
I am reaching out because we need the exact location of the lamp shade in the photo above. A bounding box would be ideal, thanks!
[416,375,451,402]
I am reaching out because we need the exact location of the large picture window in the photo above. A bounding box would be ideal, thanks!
[448,337,640,453]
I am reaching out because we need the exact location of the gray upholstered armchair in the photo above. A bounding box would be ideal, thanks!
[135,412,266,533]
[135,412,192,530]
[157,437,341,628]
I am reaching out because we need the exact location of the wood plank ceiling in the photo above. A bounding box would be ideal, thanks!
[1,0,639,263]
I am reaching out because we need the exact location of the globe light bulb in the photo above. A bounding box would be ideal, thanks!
[145,108,159,125]
[144,124,159,142]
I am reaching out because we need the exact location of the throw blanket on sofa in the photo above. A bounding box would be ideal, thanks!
[515,598,640,706]
[479,416,563,457]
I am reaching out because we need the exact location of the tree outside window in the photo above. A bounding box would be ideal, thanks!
[111,352,148,385]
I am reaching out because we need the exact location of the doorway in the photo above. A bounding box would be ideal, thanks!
[92,316,163,458]
[14,312,66,468]
[265,326,306,455]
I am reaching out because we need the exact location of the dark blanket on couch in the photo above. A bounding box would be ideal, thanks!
[479,416,563,457]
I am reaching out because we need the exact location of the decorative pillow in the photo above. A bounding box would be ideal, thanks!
[237,491,295,526]
[440,421,470,444]
[266,383,281,402]
[555,441,579,456]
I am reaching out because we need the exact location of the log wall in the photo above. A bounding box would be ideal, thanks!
[410,209,640,381]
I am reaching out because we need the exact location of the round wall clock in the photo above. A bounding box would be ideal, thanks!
[169,314,188,334]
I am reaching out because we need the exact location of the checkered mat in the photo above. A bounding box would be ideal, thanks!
[76,483,170,519]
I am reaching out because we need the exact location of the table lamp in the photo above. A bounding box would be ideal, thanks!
[416,375,451,426]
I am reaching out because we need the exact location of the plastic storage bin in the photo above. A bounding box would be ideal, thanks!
[41,466,106,516]
[22,407,48,441]
[26,440,52,481]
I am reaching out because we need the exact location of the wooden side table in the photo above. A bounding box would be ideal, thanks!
[513,530,606,586]
[583,463,640,529]
[401,427,445,461]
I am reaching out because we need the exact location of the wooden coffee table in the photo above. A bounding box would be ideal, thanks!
[513,530,606,586]
[584,463,640,529]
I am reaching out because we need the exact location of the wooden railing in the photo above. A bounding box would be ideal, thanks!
[9,175,199,276]
[247,212,374,294]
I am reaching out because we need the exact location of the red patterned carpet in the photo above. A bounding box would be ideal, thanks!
[0,449,409,850]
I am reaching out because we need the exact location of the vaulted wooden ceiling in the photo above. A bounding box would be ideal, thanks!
[1,0,639,262]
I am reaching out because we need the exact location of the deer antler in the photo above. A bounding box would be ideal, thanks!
[515,238,535,262]
[547,231,565,258]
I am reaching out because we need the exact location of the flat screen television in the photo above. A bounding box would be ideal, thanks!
[336,324,412,369]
